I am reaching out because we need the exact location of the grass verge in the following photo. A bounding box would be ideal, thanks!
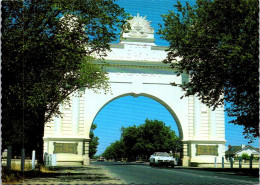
[2,165,125,184]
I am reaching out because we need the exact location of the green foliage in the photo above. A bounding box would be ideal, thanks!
[2,0,127,159]
[102,119,181,161]
[92,155,100,160]
[159,0,259,141]
[241,153,250,160]
[89,123,99,158]
[102,140,126,161]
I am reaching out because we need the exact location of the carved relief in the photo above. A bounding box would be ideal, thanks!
[126,13,154,38]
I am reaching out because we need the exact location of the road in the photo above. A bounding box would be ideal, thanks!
[93,161,259,184]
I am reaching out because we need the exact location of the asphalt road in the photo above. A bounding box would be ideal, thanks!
[93,161,259,184]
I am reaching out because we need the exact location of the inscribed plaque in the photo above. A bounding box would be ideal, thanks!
[54,143,78,154]
[196,145,218,156]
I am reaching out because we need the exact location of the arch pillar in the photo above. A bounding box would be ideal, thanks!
[83,140,90,165]
[181,142,190,166]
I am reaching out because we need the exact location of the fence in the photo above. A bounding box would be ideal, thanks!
[44,152,57,167]
[213,155,258,169]
[2,146,57,171]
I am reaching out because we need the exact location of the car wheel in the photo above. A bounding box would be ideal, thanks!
[171,164,175,168]
[149,162,153,166]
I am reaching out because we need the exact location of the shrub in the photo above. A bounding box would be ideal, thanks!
[241,153,250,160]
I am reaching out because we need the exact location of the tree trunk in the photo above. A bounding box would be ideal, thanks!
[35,109,46,165]
[36,126,44,165]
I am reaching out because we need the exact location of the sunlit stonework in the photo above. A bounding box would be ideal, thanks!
[125,13,154,38]
[44,13,225,167]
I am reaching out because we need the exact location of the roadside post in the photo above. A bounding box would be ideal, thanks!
[44,152,48,167]
[7,146,12,170]
[32,150,36,170]
[51,154,57,166]
[214,157,217,168]
[222,157,224,168]
[21,149,25,172]
[49,154,52,167]
[239,157,242,168]
[249,155,253,169]
[230,157,233,168]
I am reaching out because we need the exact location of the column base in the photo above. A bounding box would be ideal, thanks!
[182,156,190,167]
[83,155,90,165]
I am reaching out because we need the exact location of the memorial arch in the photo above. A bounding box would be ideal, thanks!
[43,14,226,166]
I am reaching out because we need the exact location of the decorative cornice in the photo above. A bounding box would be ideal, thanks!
[92,59,177,75]
[151,46,168,50]
[93,59,171,69]
[182,140,227,144]
[110,44,124,49]
[120,37,155,43]
[43,137,90,141]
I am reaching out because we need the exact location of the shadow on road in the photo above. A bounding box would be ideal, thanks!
[149,165,259,178]
[185,167,259,177]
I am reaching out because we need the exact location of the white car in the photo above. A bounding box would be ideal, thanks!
[149,152,176,168]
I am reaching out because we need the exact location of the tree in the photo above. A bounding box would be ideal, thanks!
[120,125,139,160]
[89,123,99,159]
[102,140,125,161]
[159,0,259,141]
[103,119,181,161]
[241,153,249,160]
[2,0,128,161]
[136,119,181,158]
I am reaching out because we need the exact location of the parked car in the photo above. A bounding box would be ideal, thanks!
[97,157,106,162]
[149,152,176,168]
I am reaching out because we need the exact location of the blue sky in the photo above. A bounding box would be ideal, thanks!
[93,0,259,155]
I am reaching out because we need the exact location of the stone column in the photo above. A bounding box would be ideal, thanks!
[54,104,63,134]
[72,92,79,135]
[193,96,201,138]
[209,109,217,138]
[83,140,90,165]
[181,142,190,166]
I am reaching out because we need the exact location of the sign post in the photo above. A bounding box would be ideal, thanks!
[44,152,48,167]
[21,149,25,172]
[7,146,12,170]
[239,157,242,168]
[249,155,253,169]
[32,150,36,170]
[230,157,233,168]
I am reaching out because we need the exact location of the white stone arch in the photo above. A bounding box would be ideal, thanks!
[43,13,226,167]
[88,92,184,140]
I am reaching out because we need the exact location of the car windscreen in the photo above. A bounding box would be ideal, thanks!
[156,153,170,157]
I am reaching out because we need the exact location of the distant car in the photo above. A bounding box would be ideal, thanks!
[149,152,176,168]
[97,157,106,162]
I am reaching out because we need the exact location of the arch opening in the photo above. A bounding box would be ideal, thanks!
[91,93,184,156]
